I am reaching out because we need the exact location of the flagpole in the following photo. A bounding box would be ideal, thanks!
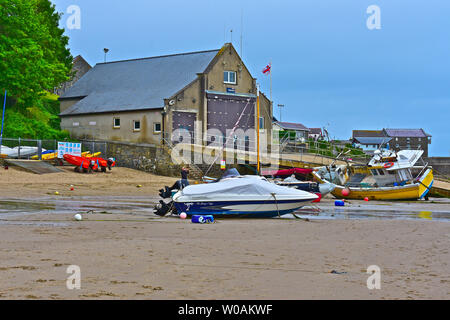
[256,85,260,175]
[0,90,7,154]
[270,60,272,105]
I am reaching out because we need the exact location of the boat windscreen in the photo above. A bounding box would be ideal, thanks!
[221,168,240,179]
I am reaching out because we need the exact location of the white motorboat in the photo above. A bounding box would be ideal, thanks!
[172,174,318,218]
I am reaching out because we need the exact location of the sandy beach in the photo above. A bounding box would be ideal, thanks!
[0,166,449,300]
[0,165,179,198]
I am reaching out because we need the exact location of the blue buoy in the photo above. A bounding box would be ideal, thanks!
[335,200,345,207]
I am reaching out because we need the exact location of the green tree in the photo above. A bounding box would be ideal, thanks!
[0,0,72,107]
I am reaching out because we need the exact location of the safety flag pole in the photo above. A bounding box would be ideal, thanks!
[0,90,6,154]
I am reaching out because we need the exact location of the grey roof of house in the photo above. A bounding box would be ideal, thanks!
[309,128,322,134]
[60,49,220,116]
[275,121,310,131]
[352,130,386,138]
[353,137,392,145]
[384,128,431,138]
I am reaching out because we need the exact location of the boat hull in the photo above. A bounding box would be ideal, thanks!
[313,169,434,201]
[63,154,99,170]
[173,198,313,218]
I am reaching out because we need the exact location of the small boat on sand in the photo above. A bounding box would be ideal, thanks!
[64,154,116,173]
[171,173,318,218]
[312,149,433,201]
[64,154,99,173]
[1,146,42,158]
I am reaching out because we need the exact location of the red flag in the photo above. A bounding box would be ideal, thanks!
[262,64,271,75]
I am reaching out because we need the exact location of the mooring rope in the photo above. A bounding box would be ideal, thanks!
[271,193,281,218]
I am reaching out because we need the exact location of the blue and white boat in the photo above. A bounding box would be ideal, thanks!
[172,174,318,218]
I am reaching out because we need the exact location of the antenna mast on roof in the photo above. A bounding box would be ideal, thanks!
[103,48,109,63]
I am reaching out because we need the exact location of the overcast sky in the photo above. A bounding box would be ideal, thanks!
[52,0,450,156]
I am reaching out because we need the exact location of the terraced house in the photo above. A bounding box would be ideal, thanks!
[352,128,432,157]
[58,43,272,147]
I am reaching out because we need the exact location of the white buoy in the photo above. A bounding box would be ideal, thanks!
[180,212,187,220]
[74,214,82,221]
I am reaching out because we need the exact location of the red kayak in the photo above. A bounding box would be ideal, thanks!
[64,154,99,173]
[89,157,116,172]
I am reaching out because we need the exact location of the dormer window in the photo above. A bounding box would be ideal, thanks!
[224,71,236,84]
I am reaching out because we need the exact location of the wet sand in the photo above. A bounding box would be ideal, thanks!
[0,167,449,300]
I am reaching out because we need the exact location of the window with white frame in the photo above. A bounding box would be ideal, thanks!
[113,118,120,128]
[133,120,141,131]
[223,71,236,84]
[154,122,161,133]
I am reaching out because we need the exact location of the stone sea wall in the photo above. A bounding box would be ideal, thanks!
[98,140,253,180]
[425,157,450,176]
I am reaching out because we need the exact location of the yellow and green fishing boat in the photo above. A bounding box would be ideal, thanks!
[312,149,433,200]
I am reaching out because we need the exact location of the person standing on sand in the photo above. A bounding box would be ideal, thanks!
[180,166,190,189]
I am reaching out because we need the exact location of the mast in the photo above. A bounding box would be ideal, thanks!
[257,85,261,175]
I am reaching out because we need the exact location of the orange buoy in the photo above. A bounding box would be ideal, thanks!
[384,162,394,169]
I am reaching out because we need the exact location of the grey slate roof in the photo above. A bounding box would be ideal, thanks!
[275,121,310,131]
[384,128,431,138]
[309,128,322,134]
[353,137,392,145]
[352,130,386,139]
[60,49,220,116]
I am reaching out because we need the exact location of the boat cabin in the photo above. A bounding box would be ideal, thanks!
[357,149,424,187]
[316,149,426,188]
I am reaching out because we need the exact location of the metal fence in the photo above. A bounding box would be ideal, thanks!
[162,130,373,163]
[0,137,107,160]
[78,140,108,157]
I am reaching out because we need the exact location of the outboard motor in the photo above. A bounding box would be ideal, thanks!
[154,200,172,216]
[159,186,172,199]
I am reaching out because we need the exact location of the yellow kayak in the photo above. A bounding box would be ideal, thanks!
[31,152,58,160]
[32,151,96,160]
[84,152,101,158]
